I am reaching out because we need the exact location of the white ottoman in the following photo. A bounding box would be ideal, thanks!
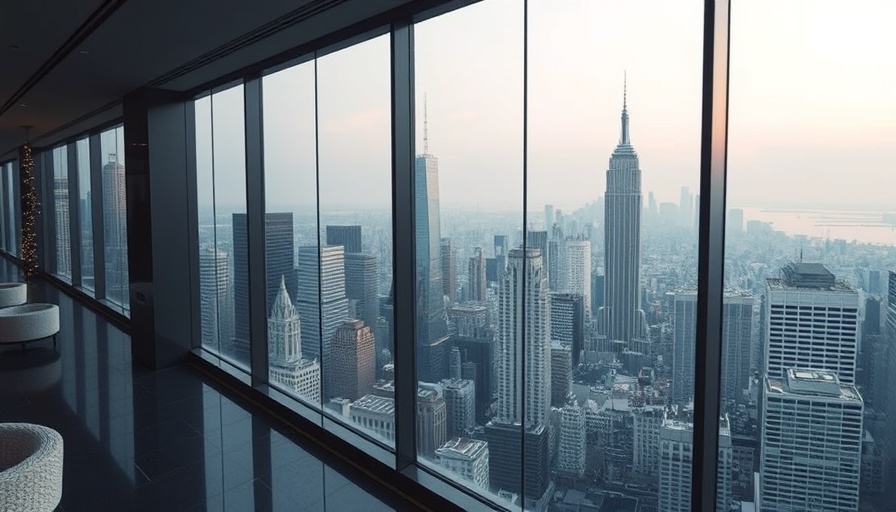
[0,423,64,512]
[0,283,27,309]
[0,304,60,349]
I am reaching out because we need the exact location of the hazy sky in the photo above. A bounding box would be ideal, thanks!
[199,0,895,214]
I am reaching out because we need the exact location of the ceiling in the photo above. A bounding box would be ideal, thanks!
[0,0,431,160]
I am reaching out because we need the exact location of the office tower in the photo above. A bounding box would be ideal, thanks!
[526,230,548,257]
[440,237,456,303]
[679,185,693,227]
[760,369,863,511]
[325,225,362,253]
[550,343,571,408]
[417,384,447,458]
[632,405,664,477]
[888,270,896,348]
[558,401,585,478]
[598,84,648,349]
[349,395,395,443]
[721,294,753,407]
[864,296,882,336]
[659,413,732,512]
[727,208,744,232]
[868,269,883,295]
[550,293,584,367]
[564,237,591,316]
[101,153,127,294]
[326,319,375,401]
[54,176,71,275]
[296,245,349,363]
[453,335,496,424]
[591,274,605,317]
[495,248,551,428]
[268,278,320,402]
[232,212,296,362]
[765,262,859,383]
[484,423,550,508]
[436,438,490,491]
[468,247,487,302]
[449,346,461,380]
[344,252,379,332]
[671,292,697,403]
[648,191,657,216]
[544,204,554,232]
[442,378,475,438]
[199,246,232,349]
[674,292,755,406]
[415,128,448,351]
[450,303,488,338]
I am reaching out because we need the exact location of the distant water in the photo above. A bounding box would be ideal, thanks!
[739,207,896,247]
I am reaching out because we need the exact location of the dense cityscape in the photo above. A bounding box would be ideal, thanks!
[193,89,896,512]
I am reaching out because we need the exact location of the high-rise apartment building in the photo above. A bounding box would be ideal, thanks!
[495,248,551,428]
[632,405,664,477]
[325,225,362,253]
[550,293,585,367]
[326,319,375,401]
[296,245,349,363]
[558,401,585,478]
[564,237,591,317]
[658,412,732,512]
[468,247,487,302]
[760,369,863,511]
[765,262,859,383]
[436,438,490,491]
[597,87,648,350]
[101,153,128,296]
[450,303,489,339]
[267,278,320,402]
[440,237,456,303]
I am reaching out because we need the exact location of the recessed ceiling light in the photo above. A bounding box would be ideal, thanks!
[79,50,90,55]
[9,44,20,50]
[19,103,27,107]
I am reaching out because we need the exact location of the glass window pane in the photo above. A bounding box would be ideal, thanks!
[0,163,8,253]
[76,138,94,294]
[726,1,896,510]
[414,0,524,504]
[53,145,72,280]
[263,61,322,409]
[317,35,395,448]
[100,127,129,313]
[194,85,249,370]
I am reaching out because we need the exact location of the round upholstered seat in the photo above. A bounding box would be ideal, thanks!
[0,423,64,512]
[0,283,27,309]
[0,304,60,345]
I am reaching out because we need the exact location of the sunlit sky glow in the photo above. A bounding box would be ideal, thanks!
[200,0,895,215]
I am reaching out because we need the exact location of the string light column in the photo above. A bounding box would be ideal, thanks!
[18,142,41,278]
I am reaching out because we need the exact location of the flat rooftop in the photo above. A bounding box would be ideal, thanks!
[350,394,396,415]
[768,262,854,292]
[765,370,862,402]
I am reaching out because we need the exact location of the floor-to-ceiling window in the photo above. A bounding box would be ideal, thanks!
[99,126,129,313]
[723,1,896,510]
[52,145,72,281]
[76,137,94,294]
[195,85,248,370]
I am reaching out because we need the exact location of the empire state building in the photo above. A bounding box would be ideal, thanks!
[597,81,648,351]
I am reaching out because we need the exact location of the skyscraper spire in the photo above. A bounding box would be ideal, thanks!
[423,92,429,155]
[620,73,631,146]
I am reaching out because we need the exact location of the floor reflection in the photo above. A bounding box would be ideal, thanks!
[0,258,402,512]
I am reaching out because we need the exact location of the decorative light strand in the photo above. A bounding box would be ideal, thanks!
[18,143,41,278]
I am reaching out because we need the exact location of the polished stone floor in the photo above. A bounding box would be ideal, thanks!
[0,259,408,512]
